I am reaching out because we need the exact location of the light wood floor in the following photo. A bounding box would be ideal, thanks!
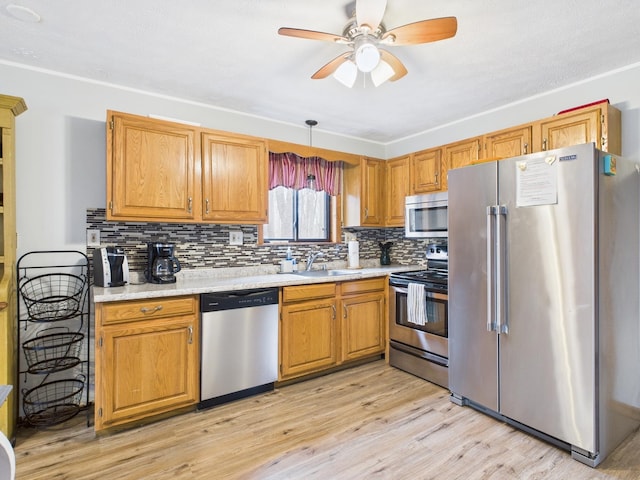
[13,361,640,479]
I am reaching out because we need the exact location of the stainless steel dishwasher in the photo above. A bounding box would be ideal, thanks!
[199,288,279,409]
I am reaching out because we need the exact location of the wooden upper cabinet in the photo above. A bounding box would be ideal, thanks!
[411,148,442,194]
[107,111,198,221]
[201,132,268,224]
[384,156,410,227]
[343,157,384,227]
[533,103,621,154]
[445,137,482,170]
[442,137,481,190]
[107,111,269,224]
[362,158,383,226]
[484,125,532,159]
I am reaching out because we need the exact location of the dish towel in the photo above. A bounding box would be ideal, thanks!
[407,282,427,326]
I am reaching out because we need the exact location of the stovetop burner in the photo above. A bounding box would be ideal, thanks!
[389,242,449,291]
[391,269,448,284]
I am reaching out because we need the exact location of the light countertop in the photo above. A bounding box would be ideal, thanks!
[92,262,423,303]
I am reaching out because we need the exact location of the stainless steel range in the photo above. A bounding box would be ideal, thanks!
[389,243,448,388]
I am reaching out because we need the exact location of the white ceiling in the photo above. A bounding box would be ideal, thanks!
[1,0,640,143]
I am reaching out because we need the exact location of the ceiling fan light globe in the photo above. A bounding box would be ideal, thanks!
[371,60,394,87]
[355,43,380,72]
[333,60,358,88]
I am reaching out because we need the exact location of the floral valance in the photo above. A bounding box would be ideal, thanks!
[269,152,343,196]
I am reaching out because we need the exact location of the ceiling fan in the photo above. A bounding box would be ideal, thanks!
[278,0,457,88]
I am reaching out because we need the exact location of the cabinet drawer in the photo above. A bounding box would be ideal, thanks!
[99,296,198,325]
[340,277,386,296]
[282,283,336,303]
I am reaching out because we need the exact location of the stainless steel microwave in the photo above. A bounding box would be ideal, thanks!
[405,192,448,238]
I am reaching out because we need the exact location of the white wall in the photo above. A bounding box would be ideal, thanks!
[386,62,640,164]
[0,62,382,258]
[2,60,640,258]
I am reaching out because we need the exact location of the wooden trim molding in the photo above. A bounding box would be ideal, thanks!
[267,139,361,165]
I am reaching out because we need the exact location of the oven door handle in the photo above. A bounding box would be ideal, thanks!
[390,285,447,302]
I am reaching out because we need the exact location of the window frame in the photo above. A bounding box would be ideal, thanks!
[263,186,331,243]
[258,193,342,245]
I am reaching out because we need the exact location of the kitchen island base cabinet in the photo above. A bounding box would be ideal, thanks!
[94,296,199,431]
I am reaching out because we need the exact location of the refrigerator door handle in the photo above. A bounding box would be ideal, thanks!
[486,206,497,332]
[496,205,508,334]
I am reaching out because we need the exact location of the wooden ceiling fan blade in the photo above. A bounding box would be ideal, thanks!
[356,0,387,30]
[311,53,352,79]
[278,27,347,43]
[379,49,407,81]
[381,16,457,46]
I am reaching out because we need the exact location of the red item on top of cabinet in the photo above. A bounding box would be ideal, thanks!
[557,99,609,115]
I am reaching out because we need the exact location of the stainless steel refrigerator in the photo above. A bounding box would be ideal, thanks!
[448,143,640,467]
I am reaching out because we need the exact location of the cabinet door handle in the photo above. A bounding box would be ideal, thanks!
[332,304,336,320]
[343,304,347,319]
[542,139,547,151]
[187,326,193,344]
[205,198,210,215]
[187,197,193,213]
[140,305,163,314]
[523,143,528,155]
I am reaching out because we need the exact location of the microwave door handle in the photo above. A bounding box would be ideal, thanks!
[486,206,497,332]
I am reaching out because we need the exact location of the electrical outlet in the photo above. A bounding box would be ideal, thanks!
[229,231,243,245]
[87,229,100,247]
[344,232,356,243]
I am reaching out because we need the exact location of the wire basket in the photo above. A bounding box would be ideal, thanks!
[22,328,84,374]
[19,273,87,321]
[22,375,86,426]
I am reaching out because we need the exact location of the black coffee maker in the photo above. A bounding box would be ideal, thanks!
[146,242,181,284]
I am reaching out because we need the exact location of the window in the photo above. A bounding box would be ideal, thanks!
[264,186,330,242]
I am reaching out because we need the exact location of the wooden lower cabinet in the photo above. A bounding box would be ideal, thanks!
[280,278,386,381]
[280,298,338,379]
[341,287,386,362]
[94,296,199,431]
[280,284,338,380]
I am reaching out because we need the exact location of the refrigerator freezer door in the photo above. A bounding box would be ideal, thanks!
[498,144,597,453]
[449,161,499,411]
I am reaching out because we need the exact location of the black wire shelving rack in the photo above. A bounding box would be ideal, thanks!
[17,251,91,428]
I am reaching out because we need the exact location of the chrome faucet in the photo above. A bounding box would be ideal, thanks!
[305,251,324,271]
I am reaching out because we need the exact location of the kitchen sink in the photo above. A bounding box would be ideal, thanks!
[293,269,356,277]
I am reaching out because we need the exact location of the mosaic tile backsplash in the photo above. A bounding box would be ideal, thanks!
[87,208,440,273]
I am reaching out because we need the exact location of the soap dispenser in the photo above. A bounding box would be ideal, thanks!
[281,247,294,273]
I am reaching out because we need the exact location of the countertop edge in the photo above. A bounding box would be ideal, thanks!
[92,265,422,303]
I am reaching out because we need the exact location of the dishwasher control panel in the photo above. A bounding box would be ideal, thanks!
[201,288,279,312]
